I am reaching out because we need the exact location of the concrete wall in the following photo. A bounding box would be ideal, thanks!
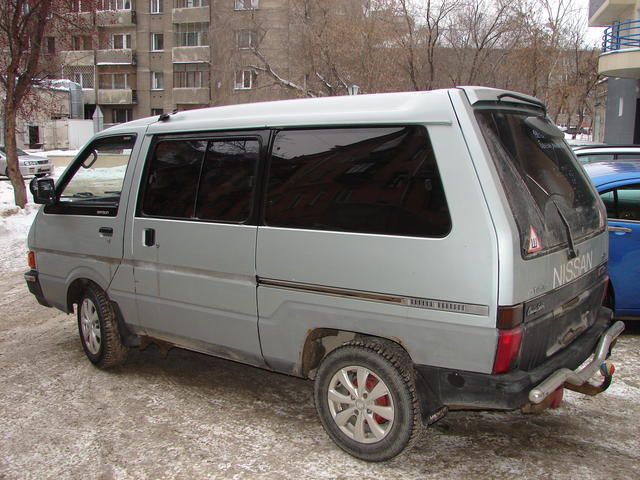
[604,77,640,144]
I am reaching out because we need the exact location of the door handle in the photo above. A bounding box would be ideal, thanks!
[98,227,113,237]
[143,228,156,247]
[608,226,632,234]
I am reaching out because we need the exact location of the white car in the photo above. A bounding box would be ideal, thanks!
[573,145,640,165]
[0,146,53,177]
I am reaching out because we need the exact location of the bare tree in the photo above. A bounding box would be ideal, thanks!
[0,0,97,207]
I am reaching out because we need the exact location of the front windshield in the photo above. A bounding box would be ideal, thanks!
[475,107,602,257]
[0,146,28,156]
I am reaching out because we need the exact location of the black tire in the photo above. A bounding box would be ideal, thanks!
[77,284,128,368]
[314,339,421,461]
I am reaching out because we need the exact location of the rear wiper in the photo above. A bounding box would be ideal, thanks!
[526,175,577,259]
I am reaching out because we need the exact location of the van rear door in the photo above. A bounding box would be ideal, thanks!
[467,95,609,372]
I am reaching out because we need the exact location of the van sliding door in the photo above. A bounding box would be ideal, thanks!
[131,134,265,366]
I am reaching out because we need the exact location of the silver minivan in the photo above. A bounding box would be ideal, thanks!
[25,87,624,461]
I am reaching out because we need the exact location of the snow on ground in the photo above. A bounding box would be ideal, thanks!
[0,179,38,272]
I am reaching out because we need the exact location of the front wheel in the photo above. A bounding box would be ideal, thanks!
[77,284,128,368]
[314,340,421,461]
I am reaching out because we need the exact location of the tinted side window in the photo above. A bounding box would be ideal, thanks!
[600,185,640,221]
[265,127,450,237]
[616,154,640,161]
[616,185,640,221]
[195,139,258,222]
[141,140,207,218]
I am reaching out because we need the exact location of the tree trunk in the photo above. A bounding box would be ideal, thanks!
[3,98,28,208]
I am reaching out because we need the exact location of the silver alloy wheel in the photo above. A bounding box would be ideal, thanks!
[80,298,101,356]
[327,365,395,444]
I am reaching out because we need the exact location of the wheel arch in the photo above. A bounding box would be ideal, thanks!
[65,268,111,313]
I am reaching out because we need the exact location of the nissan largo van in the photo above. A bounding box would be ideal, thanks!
[25,87,624,461]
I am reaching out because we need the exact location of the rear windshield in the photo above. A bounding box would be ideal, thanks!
[475,108,601,257]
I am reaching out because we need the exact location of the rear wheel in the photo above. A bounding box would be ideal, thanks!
[314,339,421,461]
[77,284,128,368]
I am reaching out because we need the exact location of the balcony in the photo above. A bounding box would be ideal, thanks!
[599,19,640,78]
[172,46,210,63]
[61,50,95,66]
[96,9,136,27]
[98,89,135,104]
[589,0,635,26]
[173,87,210,104]
[96,49,136,65]
[172,6,210,23]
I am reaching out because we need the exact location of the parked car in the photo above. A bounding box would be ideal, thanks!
[0,146,53,177]
[585,161,640,320]
[574,145,640,165]
[25,88,624,461]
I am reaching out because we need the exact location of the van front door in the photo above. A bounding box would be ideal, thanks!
[35,134,139,313]
[131,135,265,366]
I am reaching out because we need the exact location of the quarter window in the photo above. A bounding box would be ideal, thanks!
[265,127,451,237]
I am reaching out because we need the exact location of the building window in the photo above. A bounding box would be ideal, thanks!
[234,70,253,90]
[99,73,130,89]
[71,35,92,50]
[175,0,209,7]
[150,0,163,13]
[101,0,132,10]
[45,37,56,54]
[234,0,258,10]
[236,30,256,50]
[174,63,209,88]
[112,33,132,49]
[112,108,133,123]
[151,72,164,90]
[73,70,94,88]
[151,33,164,51]
[174,23,209,47]
[151,108,164,116]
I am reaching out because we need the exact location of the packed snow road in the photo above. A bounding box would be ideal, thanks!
[0,179,639,479]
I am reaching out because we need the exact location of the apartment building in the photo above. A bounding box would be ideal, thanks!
[589,0,640,144]
[49,0,298,127]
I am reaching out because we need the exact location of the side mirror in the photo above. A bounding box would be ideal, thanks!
[29,177,57,205]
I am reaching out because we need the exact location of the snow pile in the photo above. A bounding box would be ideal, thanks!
[0,180,39,273]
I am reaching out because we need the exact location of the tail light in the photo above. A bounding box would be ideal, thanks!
[492,326,523,374]
[27,251,36,269]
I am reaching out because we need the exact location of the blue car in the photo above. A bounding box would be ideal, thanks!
[585,161,640,319]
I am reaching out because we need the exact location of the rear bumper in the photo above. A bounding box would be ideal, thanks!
[416,307,620,410]
[24,270,51,308]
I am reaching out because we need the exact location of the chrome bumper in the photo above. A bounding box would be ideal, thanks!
[528,320,625,404]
